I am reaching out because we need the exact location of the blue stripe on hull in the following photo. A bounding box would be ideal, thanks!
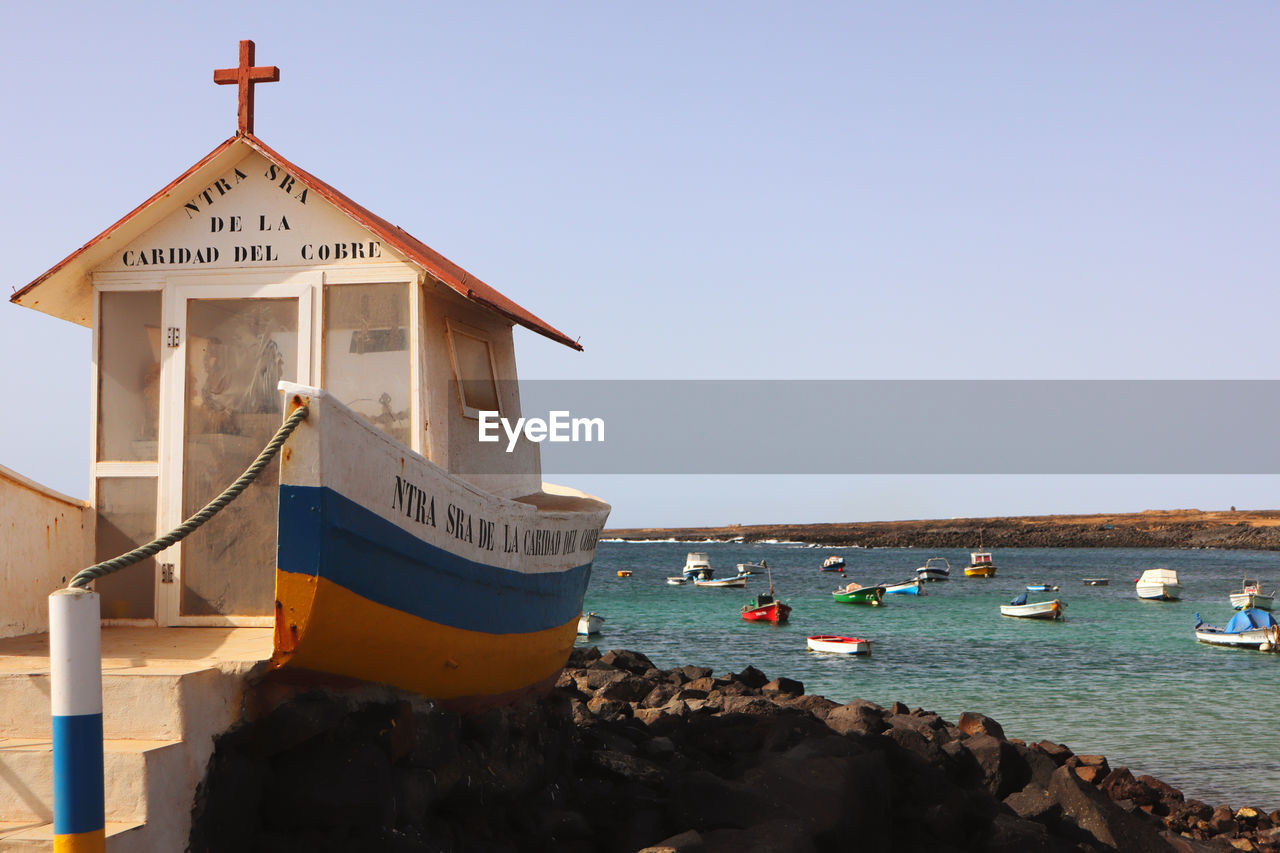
[278,485,592,635]
[52,713,104,836]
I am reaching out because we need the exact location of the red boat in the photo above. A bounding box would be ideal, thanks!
[741,589,791,624]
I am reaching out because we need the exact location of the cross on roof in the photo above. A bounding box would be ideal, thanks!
[213,40,280,135]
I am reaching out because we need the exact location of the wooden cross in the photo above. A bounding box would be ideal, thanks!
[213,40,280,135]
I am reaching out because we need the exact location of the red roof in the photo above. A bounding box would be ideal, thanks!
[10,132,582,350]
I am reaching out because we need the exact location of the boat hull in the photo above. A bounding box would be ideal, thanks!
[1000,600,1065,620]
[1229,592,1274,611]
[807,635,870,655]
[916,570,950,582]
[577,613,604,635]
[832,587,884,606]
[695,575,749,588]
[884,581,924,595]
[273,384,610,708]
[1136,584,1182,601]
[1195,626,1279,649]
[964,565,997,578]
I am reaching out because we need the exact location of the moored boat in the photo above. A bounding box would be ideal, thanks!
[832,581,884,606]
[807,635,871,655]
[1082,577,1110,586]
[883,579,926,596]
[694,573,749,588]
[822,555,847,572]
[741,561,790,623]
[666,576,690,586]
[1136,568,1182,601]
[577,612,604,635]
[916,557,951,582]
[1026,583,1059,592]
[1000,593,1065,620]
[1194,609,1280,651]
[1229,578,1274,611]
[965,546,997,578]
[617,569,633,578]
[683,552,713,580]
[737,560,769,575]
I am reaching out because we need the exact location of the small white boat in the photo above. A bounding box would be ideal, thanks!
[822,555,846,572]
[683,552,713,580]
[1136,568,1182,601]
[807,635,871,655]
[883,579,926,596]
[1000,593,1065,620]
[577,611,604,635]
[916,557,951,582]
[1026,583,1059,592]
[1195,609,1280,650]
[737,560,768,575]
[1082,577,1110,586]
[666,576,690,586]
[1229,578,1274,611]
[694,573,749,588]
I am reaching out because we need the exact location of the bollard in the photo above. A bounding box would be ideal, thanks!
[49,588,105,852]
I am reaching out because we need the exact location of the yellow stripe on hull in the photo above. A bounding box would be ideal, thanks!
[54,829,105,853]
[965,567,996,577]
[272,570,577,699]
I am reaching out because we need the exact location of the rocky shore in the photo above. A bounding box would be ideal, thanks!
[606,509,1280,551]
[189,649,1278,852]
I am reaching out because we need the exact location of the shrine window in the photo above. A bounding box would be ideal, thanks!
[446,320,501,419]
[97,290,162,462]
[323,282,413,447]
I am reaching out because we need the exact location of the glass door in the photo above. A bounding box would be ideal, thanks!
[165,283,311,625]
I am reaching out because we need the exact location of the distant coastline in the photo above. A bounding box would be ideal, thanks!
[605,508,1280,550]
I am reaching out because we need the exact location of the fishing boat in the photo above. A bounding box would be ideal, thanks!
[276,384,612,704]
[1000,593,1065,620]
[616,569,633,578]
[737,560,769,575]
[1136,568,1182,601]
[883,579,926,596]
[1082,577,1110,586]
[1229,578,1274,611]
[694,573,749,588]
[821,555,846,572]
[916,557,951,582]
[741,561,790,623]
[806,635,871,655]
[1194,609,1280,650]
[832,581,884,606]
[683,552,713,580]
[965,543,997,578]
[666,576,690,586]
[1026,583,1059,592]
[577,612,604,636]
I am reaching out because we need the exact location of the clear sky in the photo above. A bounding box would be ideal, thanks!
[2,2,1277,527]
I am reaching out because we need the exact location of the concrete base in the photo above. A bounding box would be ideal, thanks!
[0,627,272,852]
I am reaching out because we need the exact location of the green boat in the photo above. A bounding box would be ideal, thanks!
[832,583,885,606]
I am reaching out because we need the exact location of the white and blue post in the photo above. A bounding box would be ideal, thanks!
[49,587,105,852]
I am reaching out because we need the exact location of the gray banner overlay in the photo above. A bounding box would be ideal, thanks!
[456,380,1280,474]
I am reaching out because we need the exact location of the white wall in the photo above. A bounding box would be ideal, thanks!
[0,465,92,638]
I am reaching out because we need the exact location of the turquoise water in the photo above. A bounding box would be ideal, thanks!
[580,542,1280,811]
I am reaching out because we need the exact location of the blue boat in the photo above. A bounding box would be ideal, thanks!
[883,579,925,596]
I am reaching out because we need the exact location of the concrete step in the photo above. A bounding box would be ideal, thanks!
[0,667,244,741]
[0,820,146,851]
[0,738,184,824]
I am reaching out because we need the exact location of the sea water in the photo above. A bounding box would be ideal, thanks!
[580,542,1280,811]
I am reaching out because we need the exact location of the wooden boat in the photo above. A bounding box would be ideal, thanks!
[1000,593,1065,620]
[694,573,749,588]
[275,383,611,707]
[1229,578,1274,611]
[1194,609,1280,650]
[683,552,713,580]
[1025,584,1059,592]
[883,579,925,596]
[916,557,951,582]
[666,576,690,586]
[832,581,884,606]
[1135,568,1182,601]
[807,635,871,655]
[741,562,790,623]
[965,547,997,577]
[577,612,604,636]
[616,569,632,578]
[821,555,846,572]
[1082,577,1110,586]
[741,596,791,624]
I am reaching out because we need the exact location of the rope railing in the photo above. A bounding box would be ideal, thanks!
[67,405,309,590]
